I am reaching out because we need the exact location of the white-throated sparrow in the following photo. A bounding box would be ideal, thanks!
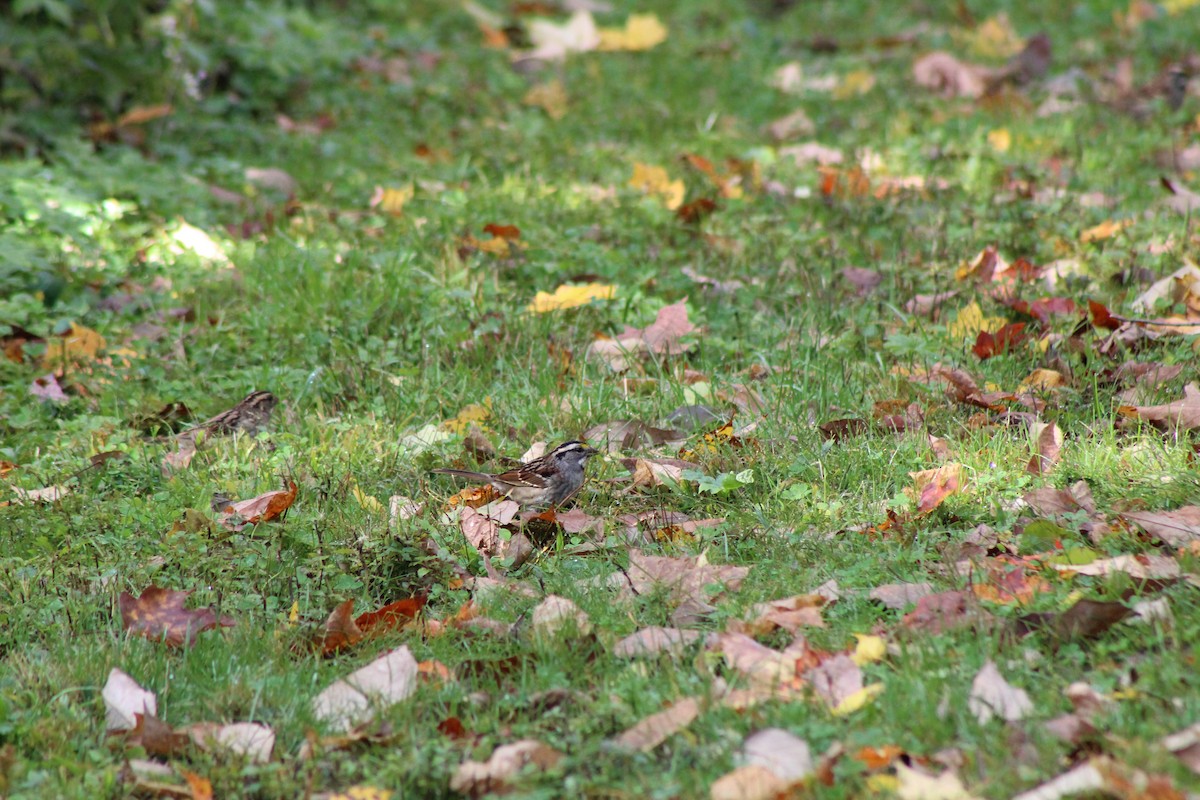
[432,440,599,508]
[194,390,278,435]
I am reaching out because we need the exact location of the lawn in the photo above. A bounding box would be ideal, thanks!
[2,0,1200,797]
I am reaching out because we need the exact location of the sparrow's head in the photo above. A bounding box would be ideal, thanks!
[551,440,599,466]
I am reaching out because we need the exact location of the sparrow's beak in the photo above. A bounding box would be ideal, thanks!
[581,445,599,457]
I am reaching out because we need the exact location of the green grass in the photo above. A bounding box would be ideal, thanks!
[3,0,1200,797]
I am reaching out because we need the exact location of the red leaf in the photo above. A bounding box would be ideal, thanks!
[118,586,235,647]
[483,223,520,240]
[1089,299,1122,330]
[355,596,427,635]
[972,322,1027,359]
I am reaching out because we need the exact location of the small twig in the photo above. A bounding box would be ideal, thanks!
[1110,315,1200,328]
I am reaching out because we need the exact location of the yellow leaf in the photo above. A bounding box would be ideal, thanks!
[960,13,1024,58]
[628,163,685,210]
[352,485,384,513]
[1081,218,1132,242]
[528,283,616,313]
[987,128,1011,153]
[833,69,876,99]
[946,301,1007,339]
[42,323,105,369]
[831,683,884,716]
[598,13,668,51]
[1163,0,1200,13]
[867,774,900,793]
[1019,368,1065,391]
[851,634,886,665]
[442,400,492,434]
[523,79,568,120]
[369,185,414,215]
[288,601,299,625]
[329,788,393,800]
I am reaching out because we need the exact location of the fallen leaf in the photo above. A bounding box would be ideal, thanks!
[766,109,815,141]
[42,322,105,369]
[103,668,157,732]
[312,600,363,656]
[7,484,72,505]
[312,646,419,731]
[779,141,844,166]
[612,626,705,657]
[901,590,984,634]
[450,740,562,797]
[628,162,685,210]
[1011,756,1187,800]
[1026,422,1063,475]
[527,282,616,313]
[185,721,275,763]
[972,322,1027,359]
[597,13,667,51]
[1163,723,1200,775]
[806,654,863,709]
[969,661,1032,724]
[869,582,935,610]
[626,549,749,618]
[713,632,814,692]
[119,586,235,647]
[611,696,701,751]
[907,463,962,514]
[30,373,69,403]
[1052,554,1180,581]
[1015,599,1133,640]
[1080,218,1132,242]
[523,79,568,119]
[459,501,521,557]
[734,594,826,635]
[525,10,599,61]
[530,595,592,637]
[741,727,813,783]
[912,52,987,98]
[896,763,980,800]
[215,481,297,531]
[710,766,787,800]
[1121,506,1200,546]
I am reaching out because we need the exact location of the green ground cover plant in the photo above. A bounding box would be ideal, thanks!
[2,0,1200,797]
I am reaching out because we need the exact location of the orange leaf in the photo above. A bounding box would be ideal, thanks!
[314,599,363,656]
[355,596,427,635]
[119,586,235,647]
[218,481,298,530]
[852,744,905,771]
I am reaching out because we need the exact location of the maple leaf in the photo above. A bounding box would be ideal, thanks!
[119,586,235,647]
[527,282,615,313]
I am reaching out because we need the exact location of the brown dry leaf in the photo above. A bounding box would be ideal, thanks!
[806,653,863,709]
[766,109,815,141]
[1015,599,1133,640]
[623,456,695,489]
[459,501,521,557]
[450,740,563,797]
[312,600,363,656]
[1118,383,1200,432]
[1023,481,1096,517]
[1121,506,1200,546]
[103,668,157,732]
[30,373,68,403]
[583,419,686,453]
[119,586,235,648]
[626,549,749,618]
[901,590,983,634]
[312,646,419,732]
[712,632,812,692]
[1130,262,1200,312]
[734,594,826,635]
[896,763,980,800]
[912,52,988,98]
[1026,422,1063,475]
[8,483,71,505]
[522,79,568,119]
[612,626,705,658]
[181,770,213,800]
[904,290,959,316]
[1011,756,1187,800]
[530,595,592,637]
[122,712,190,758]
[1161,176,1200,215]
[968,661,1032,724]
[1163,723,1200,775]
[1052,554,1180,581]
[710,766,787,800]
[1019,368,1065,392]
[185,722,275,763]
[162,431,197,476]
[741,728,813,784]
[216,481,297,531]
[779,141,844,166]
[869,582,935,610]
[610,696,701,752]
[906,463,962,514]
